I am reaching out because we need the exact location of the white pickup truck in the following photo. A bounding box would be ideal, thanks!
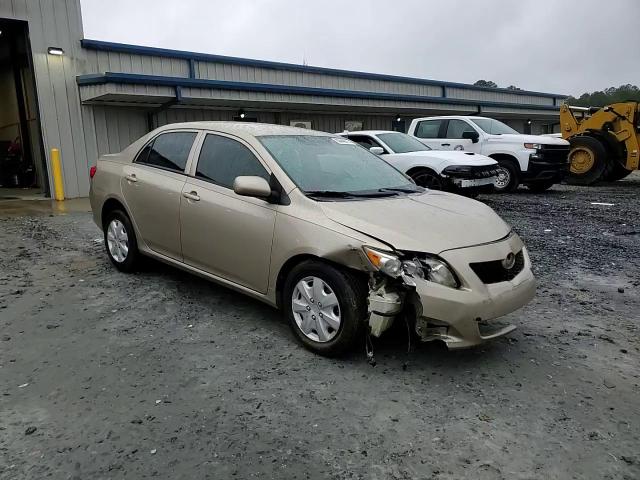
[407,116,571,192]
[339,130,500,197]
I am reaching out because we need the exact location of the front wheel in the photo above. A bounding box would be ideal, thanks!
[525,181,555,192]
[493,161,520,192]
[567,136,607,185]
[103,209,140,272]
[409,169,443,190]
[283,260,367,357]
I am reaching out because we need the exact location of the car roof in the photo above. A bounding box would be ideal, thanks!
[154,121,331,137]
[341,130,402,136]
[412,116,485,121]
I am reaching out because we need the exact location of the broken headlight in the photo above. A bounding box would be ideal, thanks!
[420,256,460,288]
[363,247,402,277]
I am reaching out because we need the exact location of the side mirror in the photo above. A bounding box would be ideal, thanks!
[233,176,272,199]
[462,131,480,143]
[370,146,385,155]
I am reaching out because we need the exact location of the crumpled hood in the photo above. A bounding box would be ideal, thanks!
[320,191,511,253]
[395,150,497,166]
[487,134,570,146]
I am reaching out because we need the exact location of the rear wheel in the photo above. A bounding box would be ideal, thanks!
[103,209,140,272]
[283,260,367,357]
[567,136,607,185]
[409,169,443,190]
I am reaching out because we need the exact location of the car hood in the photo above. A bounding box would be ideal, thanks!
[320,191,511,253]
[486,134,570,146]
[393,150,497,166]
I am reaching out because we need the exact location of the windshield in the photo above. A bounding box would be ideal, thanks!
[376,132,432,153]
[258,135,419,196]
[470,118,519,135]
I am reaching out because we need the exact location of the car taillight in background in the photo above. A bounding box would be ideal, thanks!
[89,165,97,179]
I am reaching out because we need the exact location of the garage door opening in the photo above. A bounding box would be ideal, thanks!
[0,18,47,199]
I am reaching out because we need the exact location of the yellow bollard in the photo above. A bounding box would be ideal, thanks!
[50,148,65,201]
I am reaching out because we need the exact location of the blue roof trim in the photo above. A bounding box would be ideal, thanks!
[80,39,567,99]
[76,72,560,112]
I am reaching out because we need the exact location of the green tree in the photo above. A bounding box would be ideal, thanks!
[474,80,498,88]
[566,84,640,107]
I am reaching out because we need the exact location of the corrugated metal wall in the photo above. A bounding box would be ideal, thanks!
[1,0,88,197]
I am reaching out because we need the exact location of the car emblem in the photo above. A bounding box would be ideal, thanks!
[502,253,516,270]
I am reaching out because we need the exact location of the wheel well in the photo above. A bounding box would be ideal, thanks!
[488,154,520,173]
[406,166,438,178]
[101,198,127,229]
[274,254,368,309]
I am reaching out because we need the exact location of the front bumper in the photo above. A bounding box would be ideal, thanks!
[523,146,570,183]
[441,164,501,193]
[410,233,536,349]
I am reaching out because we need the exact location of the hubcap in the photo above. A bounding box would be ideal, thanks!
[291,276,341,343]
[569,147,595,174]
[106,219,129,263]
[494,167,511,189]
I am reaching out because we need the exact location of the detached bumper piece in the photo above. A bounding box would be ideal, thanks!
[441,164,500,192]
[526,144,570,182]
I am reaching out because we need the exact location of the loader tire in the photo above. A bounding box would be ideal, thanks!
[602,160,633,182]
[567,136,607,185]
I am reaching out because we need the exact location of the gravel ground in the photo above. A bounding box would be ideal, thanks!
[1,174,639,480]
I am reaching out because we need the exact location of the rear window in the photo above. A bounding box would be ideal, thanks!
[136,131,197,173]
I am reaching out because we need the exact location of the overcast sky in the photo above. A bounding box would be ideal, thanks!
[80,0,639,96]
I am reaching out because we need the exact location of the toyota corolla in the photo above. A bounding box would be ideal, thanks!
[89,122,536,356]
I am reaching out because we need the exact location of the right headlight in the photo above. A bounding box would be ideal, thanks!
[420,256,460,288]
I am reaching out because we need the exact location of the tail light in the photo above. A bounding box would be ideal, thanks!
[89,165,97,179]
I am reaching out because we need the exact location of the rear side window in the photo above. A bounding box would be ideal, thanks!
[136,131,197,173]
[196,134,270,189]
[415,120,442,139]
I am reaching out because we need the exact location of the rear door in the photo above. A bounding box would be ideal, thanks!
[179,133,277,293]
[441,119,481,152]
[412,119,445,149]
[121,130,198,261]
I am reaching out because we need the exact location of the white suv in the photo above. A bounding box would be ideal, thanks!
[407,116,570,192]
[340,130,499,197]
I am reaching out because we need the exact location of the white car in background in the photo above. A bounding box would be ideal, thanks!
[340,131,500,196]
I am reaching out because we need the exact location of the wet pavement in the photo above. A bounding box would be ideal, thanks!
[0,175,639,479]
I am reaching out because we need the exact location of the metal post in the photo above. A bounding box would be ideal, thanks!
[50,148,65,201]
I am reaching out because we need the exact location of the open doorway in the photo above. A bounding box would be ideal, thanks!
[0,18,47,199]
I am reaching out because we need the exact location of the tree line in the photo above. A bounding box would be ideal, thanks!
[474,80,640,107]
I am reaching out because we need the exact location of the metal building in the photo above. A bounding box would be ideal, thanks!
[0,0,566,199]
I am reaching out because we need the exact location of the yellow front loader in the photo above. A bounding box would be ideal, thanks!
[560,102,640,184]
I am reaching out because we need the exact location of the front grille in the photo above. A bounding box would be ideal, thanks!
[442,164,501,179]
[537,144,570,163]
[469,250,525,284]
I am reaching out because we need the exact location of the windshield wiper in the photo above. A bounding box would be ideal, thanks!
[305,190,399,199]
[378,187,422,194]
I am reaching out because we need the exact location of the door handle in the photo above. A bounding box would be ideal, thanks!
[125,174,137,183]
[183,191,200,201]
[441,143,451,146]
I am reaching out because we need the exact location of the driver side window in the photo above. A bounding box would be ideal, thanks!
[445,120,477,139]
[347,135,386,153]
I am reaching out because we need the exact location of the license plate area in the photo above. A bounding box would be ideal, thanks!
[455,177,496,188]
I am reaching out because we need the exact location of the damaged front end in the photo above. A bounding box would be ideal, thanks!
[363,246,461,342]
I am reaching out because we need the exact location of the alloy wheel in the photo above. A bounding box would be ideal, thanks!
[494,167,511,189]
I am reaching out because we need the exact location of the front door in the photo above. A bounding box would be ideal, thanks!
[121,130,198,260]
[441,119,480,152]
[180,133,276,293]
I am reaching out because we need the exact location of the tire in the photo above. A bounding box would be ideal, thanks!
[493,160,520,193]
[602,160,633,182]
[567,136,607,185]
[409,168,443,190]
[283,260,367,357]
[103,209,140,272]
[525,181,555,192]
